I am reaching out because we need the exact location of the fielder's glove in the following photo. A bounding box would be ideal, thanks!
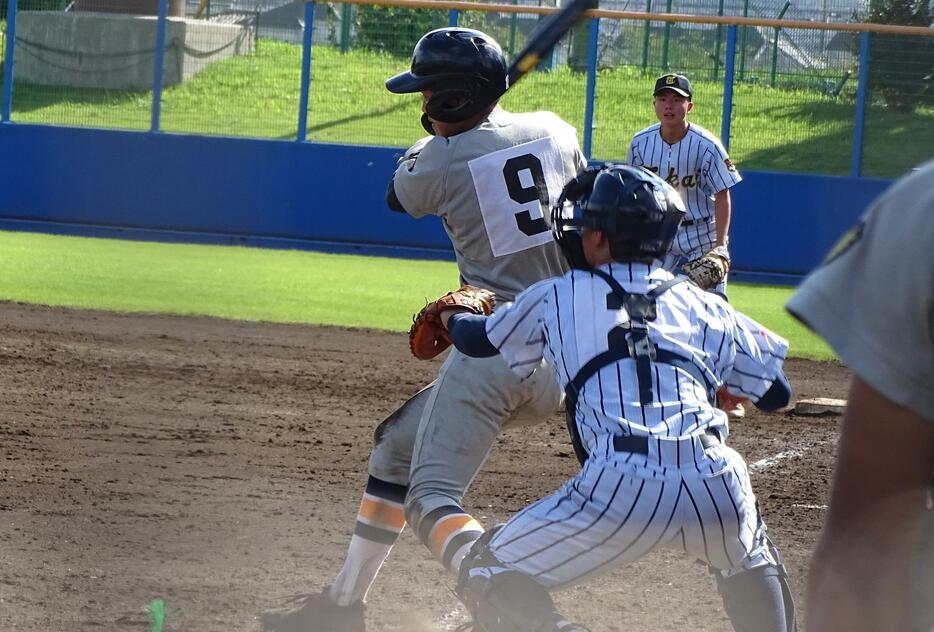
[683,245,731,290]
[409,285,495,360]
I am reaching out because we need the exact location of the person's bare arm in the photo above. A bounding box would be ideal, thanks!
[713,188,731,248]
[806,376,934,632]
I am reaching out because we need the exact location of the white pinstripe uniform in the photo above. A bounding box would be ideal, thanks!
[475,260,787,587]
[627,124,741,293]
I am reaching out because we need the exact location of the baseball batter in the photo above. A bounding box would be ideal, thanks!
[626,73,740,297]
[260,27,586,632]
[439,165,797,632]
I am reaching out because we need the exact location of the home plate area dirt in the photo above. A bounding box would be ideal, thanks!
[0,302,852,631]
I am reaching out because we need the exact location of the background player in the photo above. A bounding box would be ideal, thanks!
[626,73,739,295]
[786,161,934,632]
[627,73,745,418]
[260,27,587,632]
[437,164,797,632]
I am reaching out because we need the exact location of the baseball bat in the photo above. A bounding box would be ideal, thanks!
[505,0,599,88]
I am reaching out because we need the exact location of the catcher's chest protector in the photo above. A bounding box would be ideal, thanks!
[563,268,713,465]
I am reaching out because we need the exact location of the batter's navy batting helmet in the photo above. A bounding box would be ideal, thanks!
[552,164,685,268]
[386,28,508,124]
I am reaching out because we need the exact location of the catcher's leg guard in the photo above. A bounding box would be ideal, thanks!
[455,531,587,632]
[714,534,797,632]
[715,563,796,632]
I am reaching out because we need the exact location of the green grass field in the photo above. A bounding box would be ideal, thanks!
[9,42,933,178]
[0,230,835,360]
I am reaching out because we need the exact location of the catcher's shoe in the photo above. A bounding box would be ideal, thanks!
[259,590,365,632]
[727,402,746,419]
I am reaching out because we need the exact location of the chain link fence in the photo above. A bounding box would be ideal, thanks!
[1,0,931,176]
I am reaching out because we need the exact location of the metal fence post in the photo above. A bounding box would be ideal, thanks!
[582,16,600,159]
[712,0,724,80]
[721,24,737,151]
[340,4,352,53]
[641,0,652,71]
[448,9,459,26]
[739,0,748,81]
[770,1,791,87]
[540,0,555,72]
[851,31,870,177]
[297,1,316,142]
[661,0,673,71]
[2,0,18,123]
[150,0,169,133]
[509,0,518,55]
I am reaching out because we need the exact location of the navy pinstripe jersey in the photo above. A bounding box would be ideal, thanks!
[484,261,788,463]
[626,123,742,222]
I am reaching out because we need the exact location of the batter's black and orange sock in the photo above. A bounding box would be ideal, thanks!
[329,476,407,606]
[417,505,484,576]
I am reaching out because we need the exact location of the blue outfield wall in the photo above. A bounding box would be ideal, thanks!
[0,124,893,284]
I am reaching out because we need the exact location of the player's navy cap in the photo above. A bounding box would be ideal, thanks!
[653,73,693,99]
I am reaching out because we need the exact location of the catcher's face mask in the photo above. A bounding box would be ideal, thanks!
[551,197,591,270]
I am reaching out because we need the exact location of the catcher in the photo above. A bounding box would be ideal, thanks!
[260,26,586,632]
[626,73,743,416]
[436,164,795,632]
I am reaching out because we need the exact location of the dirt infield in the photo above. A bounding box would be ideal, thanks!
[0,301,851,631]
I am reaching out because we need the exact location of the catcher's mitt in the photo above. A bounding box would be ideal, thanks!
[683,245,731,290]
[409,285,495,360]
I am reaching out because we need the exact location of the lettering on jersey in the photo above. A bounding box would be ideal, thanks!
[644,166,701,189]
[468,137,567,257]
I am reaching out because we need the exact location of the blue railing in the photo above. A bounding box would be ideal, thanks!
[1,0,18,122]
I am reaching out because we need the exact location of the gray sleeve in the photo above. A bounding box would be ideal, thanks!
[786,163,934,422]
[391,137,450,218]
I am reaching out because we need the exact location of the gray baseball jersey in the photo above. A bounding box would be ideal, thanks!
[478,261,789,586]
[626,123,742,276]
[392,109,587,302]
[787,161,934,423]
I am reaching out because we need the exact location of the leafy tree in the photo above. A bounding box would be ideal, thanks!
[861,0,933,112]
[354,6,447,57]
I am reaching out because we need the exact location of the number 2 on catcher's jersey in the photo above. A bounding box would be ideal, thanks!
[468,137,568,257]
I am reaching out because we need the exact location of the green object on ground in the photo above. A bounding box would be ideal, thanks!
[146,599,165,632]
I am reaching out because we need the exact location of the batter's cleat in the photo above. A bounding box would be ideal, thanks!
[259,590,366,632]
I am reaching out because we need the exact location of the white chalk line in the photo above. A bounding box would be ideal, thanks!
[749,441,831,510]
[749,436,834,472]
[749,448,807,471]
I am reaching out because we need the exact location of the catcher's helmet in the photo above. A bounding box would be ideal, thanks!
[552,164,685,268]
[386,28,508,123]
